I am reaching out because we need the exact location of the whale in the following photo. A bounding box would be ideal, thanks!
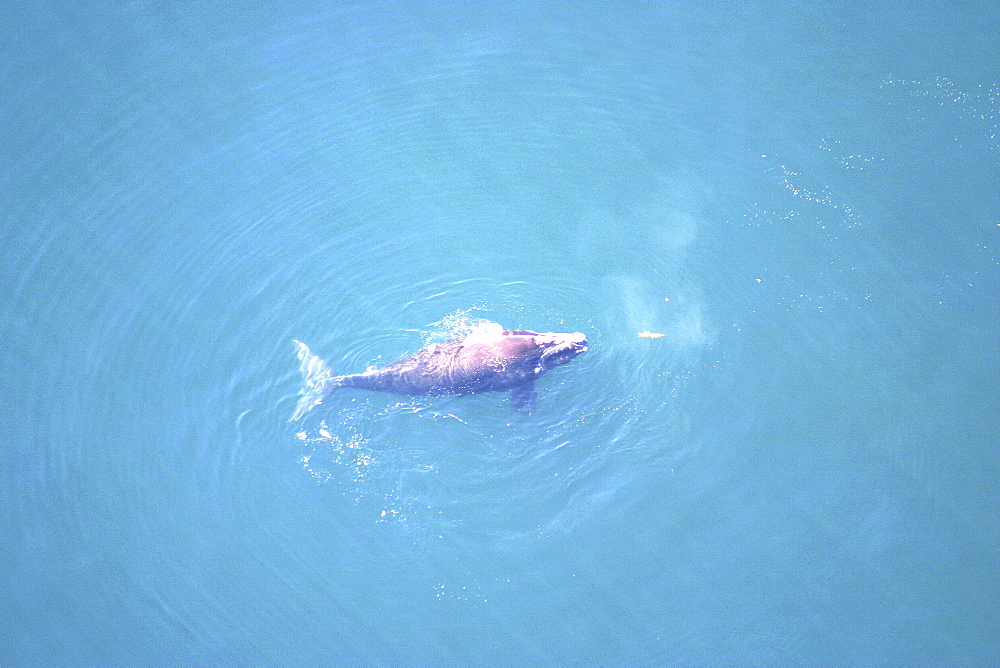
[289,326,587,420]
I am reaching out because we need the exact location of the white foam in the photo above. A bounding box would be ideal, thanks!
[460,320,504,345]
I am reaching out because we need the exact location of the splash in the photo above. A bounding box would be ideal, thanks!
[423,309,504,345]
[295,420,373,493]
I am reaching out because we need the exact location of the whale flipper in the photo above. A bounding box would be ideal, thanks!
[510,381,536,413]
[289,340,338,421]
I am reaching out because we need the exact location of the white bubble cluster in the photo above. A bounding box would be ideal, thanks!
[882,77,1000,151]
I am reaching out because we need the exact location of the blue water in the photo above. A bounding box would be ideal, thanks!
[2,2,998,664]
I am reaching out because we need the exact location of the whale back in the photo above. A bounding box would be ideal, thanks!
[339,329,586,396]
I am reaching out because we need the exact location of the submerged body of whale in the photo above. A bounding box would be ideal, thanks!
[289,327,588,420]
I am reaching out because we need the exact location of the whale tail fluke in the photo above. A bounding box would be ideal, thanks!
[289,340,339,421]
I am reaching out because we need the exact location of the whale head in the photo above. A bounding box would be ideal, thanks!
[533,332,588,372]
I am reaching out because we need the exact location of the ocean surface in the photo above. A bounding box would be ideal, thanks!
[2,2,997,665]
